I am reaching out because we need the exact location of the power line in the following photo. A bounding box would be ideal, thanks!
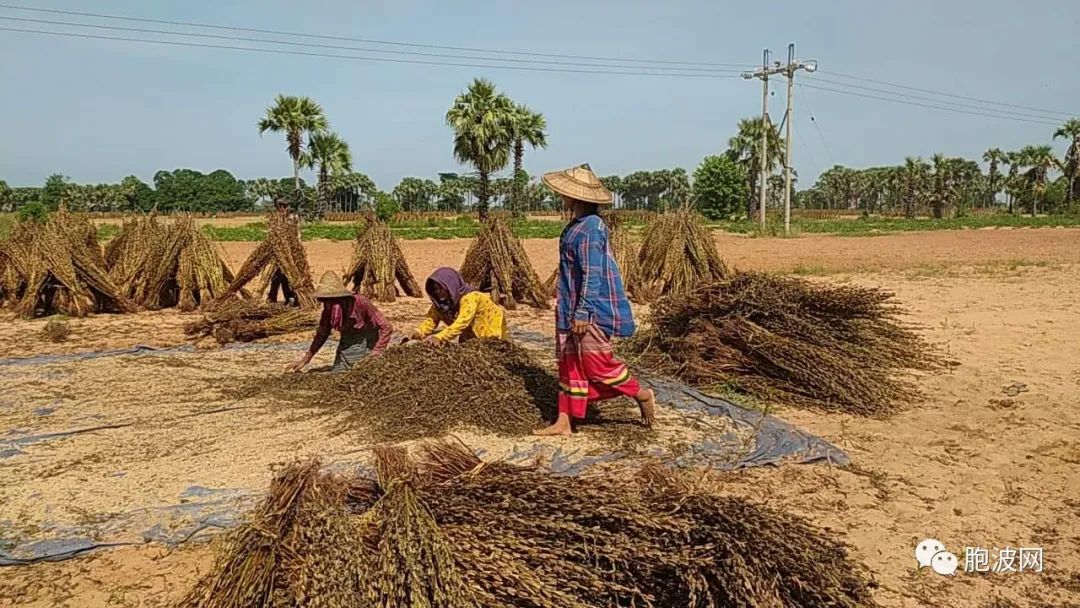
[791,121,821,178]
[798,84,837,167]
[0,15,745,75]
[798,82,1062,127]
[0,3,756,69]
[813,75,1071,122]
[0,26,746,78]
[818,69,1074,120]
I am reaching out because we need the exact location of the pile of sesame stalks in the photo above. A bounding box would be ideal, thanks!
[180,440,878,608]
[636,209,729,302]
[624,271,940,416]
[216,212,316,308]
[460,214,549,310]
[243,339,559,440]
[345,217,422,302]
[183,299,317,345]
[105,214,242,311]
[0,208,132,318]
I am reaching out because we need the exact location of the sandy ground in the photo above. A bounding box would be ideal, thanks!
[1,229,1079,607]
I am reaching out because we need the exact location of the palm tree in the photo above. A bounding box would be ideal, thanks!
[1004,151,1022,214]
[901,157,930,218]
[257,95,329,194]
[1053,118,1080,205]
[726,117,785,219]
[301,131,352,214]
[445,79,514,218]
[982,148,1007,208]
[507,104,547,216]
[1015,145,1057,216]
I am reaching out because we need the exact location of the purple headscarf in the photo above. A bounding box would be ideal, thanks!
[426,267,477,319]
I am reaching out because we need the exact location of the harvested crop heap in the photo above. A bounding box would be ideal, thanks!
[217,213,315,308]
[626,272,937,416]
[460,215,548,310]
[637,209,728,302]
[0,210,132,318]
[249,339,558,440]
[181,441,877,608]
[106,215,241,311]
[345,218,422,302]
[184,299,318,345]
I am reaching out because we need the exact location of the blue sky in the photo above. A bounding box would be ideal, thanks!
[0,0,1077,190]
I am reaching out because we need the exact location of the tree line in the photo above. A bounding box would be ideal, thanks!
[801,120,1080,217]
[3,80,1076,221]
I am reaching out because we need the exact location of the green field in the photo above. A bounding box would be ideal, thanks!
[4,212,1078,243]
[710,213,1080,237]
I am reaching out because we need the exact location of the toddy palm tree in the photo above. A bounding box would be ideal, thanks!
[1015,145,1058,216]
[301,131,352,214]
[982,148,1007,208]
[1004,151,1022,214]
[725,117,785,219]
[445,79,514,218]
[1053,118,1080,205]
[257,95,329,194]
[508,104,547,216]
[901,157,930,218]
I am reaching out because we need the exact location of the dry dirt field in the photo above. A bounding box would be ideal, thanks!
[1,228,1079,607]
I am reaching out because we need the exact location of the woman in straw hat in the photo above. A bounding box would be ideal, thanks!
[534,164,656,436]
[287,270,394,373]
[407,267,508,344]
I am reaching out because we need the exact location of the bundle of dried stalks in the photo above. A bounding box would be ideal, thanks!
[108,215,240,311]
[637,209,728,302]
[104,215,166,297]
[0,213,132,318]
[246,339,558,440]
[0,222,36,307]
[460,215,548,310]
[184,299,318,345]
[625,272,939,416]
[216,213,316,308]
[345,218,422,302]
[183,441,877,608]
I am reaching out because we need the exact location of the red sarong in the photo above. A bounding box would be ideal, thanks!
[557,324,641,419]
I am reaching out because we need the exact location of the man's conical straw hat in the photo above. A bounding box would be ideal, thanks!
[542,163,613,205]
[313,270,353,299]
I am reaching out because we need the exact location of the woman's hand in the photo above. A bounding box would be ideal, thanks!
[423,336,441,346]
[285,353,312,373]
[572,319,589,336]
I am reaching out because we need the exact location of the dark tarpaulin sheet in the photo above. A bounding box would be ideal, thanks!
[0,333,847,565]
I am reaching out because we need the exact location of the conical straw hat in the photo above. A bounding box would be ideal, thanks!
[542,163,613,205]
[313,270,353,299]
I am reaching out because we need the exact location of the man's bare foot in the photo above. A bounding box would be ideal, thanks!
[636,389,657,428]
[534,413,573,436]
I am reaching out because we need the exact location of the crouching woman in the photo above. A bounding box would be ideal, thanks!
[287,271,393,373]
[410,267,508,344]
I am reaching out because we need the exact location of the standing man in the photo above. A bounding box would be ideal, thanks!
[535,164,656,436]
[268,197,299,305]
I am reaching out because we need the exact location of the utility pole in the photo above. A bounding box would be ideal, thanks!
[744,50,780,229]
[781,43,818,235]
[744,44,818,234]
